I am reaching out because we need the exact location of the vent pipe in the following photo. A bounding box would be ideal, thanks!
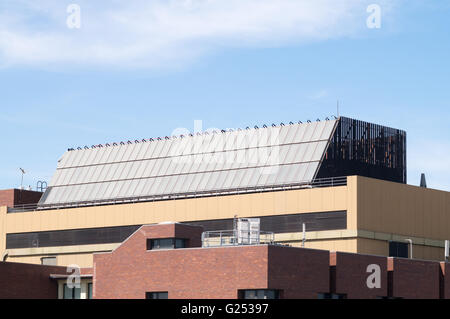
[420,173,427,188]
[302,223,306,248]
[445,240,449,262]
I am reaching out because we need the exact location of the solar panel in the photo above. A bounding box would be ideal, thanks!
[39,119,338,207]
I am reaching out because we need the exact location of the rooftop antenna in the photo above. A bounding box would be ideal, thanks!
[19,168,26,190]
[336,100,340,118]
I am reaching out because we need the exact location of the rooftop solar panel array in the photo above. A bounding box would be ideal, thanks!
[38,119,338,208]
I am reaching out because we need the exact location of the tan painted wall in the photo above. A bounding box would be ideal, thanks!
[357,176,450,240]
[357,237,444,261]
[303,238,358,253]
[346,176,358,230]
[0,183,352,267]
[2,176,450,266]
[7,253,94,268]
[0,206,6,260]
[3,184,350,233]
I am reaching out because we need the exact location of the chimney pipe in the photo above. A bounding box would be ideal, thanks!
[420,173,427,188]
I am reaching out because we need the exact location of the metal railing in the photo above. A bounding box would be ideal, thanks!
[7,176,347,213]
[202,230,275,248]
[7,203,38,212]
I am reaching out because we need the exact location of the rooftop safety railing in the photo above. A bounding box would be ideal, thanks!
[7,176,347,213]
[201,230,275,248]
[6,203,38,212]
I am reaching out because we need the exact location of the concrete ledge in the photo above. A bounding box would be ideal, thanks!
[275,229,445,248]
[8,243,120,257]
[275,229,358,242]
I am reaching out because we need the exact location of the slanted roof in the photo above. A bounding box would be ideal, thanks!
[38,119,338,208]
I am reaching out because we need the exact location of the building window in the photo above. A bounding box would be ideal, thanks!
[175,238,186,248]
[147,238,186,250]
[146,292,168,299]
[389,241,409,258]
[63,284,81,299]
[41,256,57,266]
[318,293,347,299]
[88,283,93,299]
[239,290,280,299]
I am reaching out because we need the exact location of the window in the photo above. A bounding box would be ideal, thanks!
[41,256,57,266]
[389,241,409,258]
[146,292,168,299]
[6,211,347,250]
[318,293,347,299]
[6,225,141,249]
[147,238,186,250]
[239,290,280,299]
[63,284,81,299]
[88,283,93,299]
[175,238,186,248]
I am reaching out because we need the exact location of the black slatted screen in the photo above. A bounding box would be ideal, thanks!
[317,117,407,184]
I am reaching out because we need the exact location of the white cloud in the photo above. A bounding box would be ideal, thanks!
[308,89,329,100]
[0,0,396,69]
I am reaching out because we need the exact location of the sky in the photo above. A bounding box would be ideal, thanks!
[0,0,449,191]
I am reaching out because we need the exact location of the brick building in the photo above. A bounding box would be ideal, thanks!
[91,223,450,299]
[1,222,450,299]
[0,116,449,299]
[0,189,42,209]
[1,117,449,269]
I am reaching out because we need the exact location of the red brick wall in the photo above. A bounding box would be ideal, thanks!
[389,257,441,299]
[0,189,42,207]
[0,189,15,207]
[333,252,388,299]
[94,245,269,299]
[13,189,43,206]
[81,268,93,276]
[94,224,331,299]
[92,223,449,299]
[118,223,203,248]
[0,262,67,299]
[268,246,329,299]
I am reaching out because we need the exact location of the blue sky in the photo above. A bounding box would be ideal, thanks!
[0,0,449,191]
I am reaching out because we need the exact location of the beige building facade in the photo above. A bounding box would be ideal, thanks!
[1,175,449,267]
